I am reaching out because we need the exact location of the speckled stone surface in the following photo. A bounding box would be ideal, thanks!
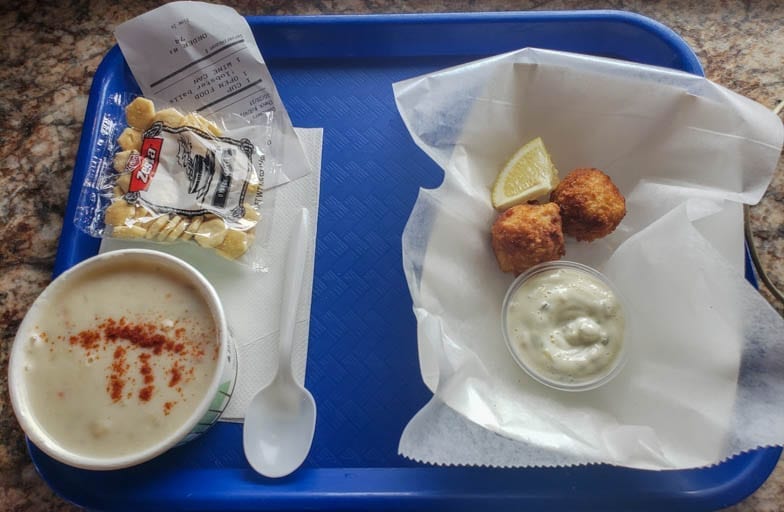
[1,0,782,510]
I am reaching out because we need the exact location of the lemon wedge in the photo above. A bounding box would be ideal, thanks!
[491,137,559,211]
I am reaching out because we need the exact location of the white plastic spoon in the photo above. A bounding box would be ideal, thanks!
[243,208,316,478]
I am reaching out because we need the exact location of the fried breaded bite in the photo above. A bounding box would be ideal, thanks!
[491,202,565,275]
[550,168,626,242]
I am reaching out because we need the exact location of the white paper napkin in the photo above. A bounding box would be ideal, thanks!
[394,48,784,470]
[100,127,323,420]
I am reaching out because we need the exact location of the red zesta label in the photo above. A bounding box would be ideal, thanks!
[129,137,164,193]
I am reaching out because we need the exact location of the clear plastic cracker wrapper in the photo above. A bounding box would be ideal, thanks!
[76,94,269,264]
[76,1,312,269]
[394,48,784,470]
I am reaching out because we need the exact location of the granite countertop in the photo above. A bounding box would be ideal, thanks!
[1,0,782,510]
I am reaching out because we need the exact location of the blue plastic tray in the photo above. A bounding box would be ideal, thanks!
[36,11,779,511]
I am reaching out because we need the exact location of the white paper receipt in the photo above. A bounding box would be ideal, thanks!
[115,2,277,124]
[115,1,311,187]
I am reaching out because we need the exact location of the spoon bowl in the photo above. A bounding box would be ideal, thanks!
[243,208,316,478]
[243,379,316,478]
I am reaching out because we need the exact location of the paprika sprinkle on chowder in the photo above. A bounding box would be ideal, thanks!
[16,259,220,459]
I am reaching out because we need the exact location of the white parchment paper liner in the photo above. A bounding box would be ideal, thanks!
[394,48,784,470]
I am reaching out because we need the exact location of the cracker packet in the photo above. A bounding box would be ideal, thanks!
[75,2,311,269]
[75,94,272,264]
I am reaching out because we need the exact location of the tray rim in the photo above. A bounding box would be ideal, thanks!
[37,9,780,511]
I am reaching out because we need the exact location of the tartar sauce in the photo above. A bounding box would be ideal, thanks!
[504,265,625,388]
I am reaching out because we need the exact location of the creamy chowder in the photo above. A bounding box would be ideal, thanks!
[14,254,220,461]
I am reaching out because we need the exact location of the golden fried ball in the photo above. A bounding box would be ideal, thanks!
[549,168,626,242]
[491,202,565,275]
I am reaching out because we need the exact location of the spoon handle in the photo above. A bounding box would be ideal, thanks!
[277,208,310,385]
